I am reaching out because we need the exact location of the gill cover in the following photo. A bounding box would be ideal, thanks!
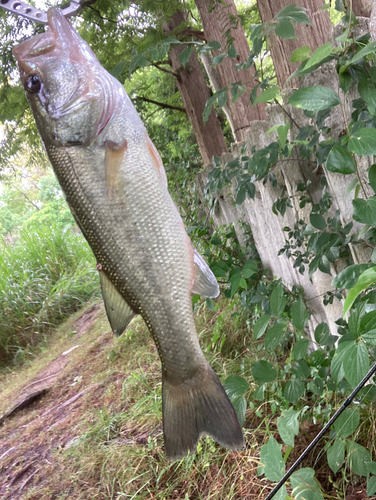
[13,8,117,147]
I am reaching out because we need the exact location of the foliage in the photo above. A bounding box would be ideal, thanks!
[194,2,376,497]
[0,222,100,365]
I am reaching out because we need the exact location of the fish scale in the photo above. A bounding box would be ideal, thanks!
[13,7,244,460]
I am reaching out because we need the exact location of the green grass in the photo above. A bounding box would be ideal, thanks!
[16,306,261,500]
[0,222,100,366]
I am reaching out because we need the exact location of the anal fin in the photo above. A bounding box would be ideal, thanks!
[99,268,136,336]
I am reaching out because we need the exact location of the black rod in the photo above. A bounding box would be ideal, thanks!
[264,362,376,500]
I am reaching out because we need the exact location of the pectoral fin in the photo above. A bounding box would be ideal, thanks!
[104,139,127,200]
[99,268,136,336]
[192,249,220,298]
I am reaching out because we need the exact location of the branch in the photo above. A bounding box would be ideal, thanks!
[151,62,179,78]
[9,183,40,211]
[135,96,186,113]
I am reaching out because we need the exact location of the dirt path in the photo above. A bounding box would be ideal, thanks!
[0,303,114,499]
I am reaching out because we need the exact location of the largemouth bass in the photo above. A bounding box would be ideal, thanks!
[13,8,243,460]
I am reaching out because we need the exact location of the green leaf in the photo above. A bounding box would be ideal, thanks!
[332,264,373,289]
[227,43,238,59]
[275,20,296,39]
[253,315,271,339]
[314,323,329,345]
[292,298,308,331]
[326,145,356,174]
[242,267,256,279]
[303,42,332,72]
[111,60,127,79]
[289,86,340,111]
[291,468,324,500]
[202,94,216,123]
[212,53,227,66]
[277,408,299,447]
[310,213,326,230]
[331,341,354,384]
[253,86,279,105]
[211,266,227,278]
[367,476,376,497]
[349,42,376,65]
[275,4,313,25]
[239,278,247,289]
[327,439,345,474]
[360,311,376,345]
[369,164,376,193]
[259,436,285,482]
[179,45,194,68]
[129,53,150,75]
[348,128,376,156]
[224,375,250,399]
[277,123,290,149]
[107,349,117,362]
[265,323,286,350]
[359,78,376,108]
[231,396,247,426]
[254,384,265,401]
[293,338,310,360]
[346,177,359,195]
[344,267,376,315]
[207,40,221,50]
[217,89,228,109]
[334,408,360,438]
[284,379,305,403]
[343,341,369,388]
[252,359,278,383]
[206,298,215,311]
[230,277,240,297]
[347,441,371,476]
[353,197,376,225]
[335,0,344,11]
[270,283,287,317]
[290,46,310,62]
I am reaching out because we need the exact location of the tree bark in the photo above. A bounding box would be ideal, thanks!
[257,0,332,88]
[164,10,228,166]
[194,0,266,142]
[353,0,371,17]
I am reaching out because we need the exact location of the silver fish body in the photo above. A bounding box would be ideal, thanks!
[13,8,243,460]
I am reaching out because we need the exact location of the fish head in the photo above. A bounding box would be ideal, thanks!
[13,8,113,147]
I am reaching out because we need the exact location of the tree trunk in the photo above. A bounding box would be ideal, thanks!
[194,0,266,142]
[164,10,228,166]
[353,0,371,17]
[257,0,332,88]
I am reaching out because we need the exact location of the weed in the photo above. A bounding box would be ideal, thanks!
[0,222,100,365]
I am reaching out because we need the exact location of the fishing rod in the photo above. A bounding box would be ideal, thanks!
[265,362,376,500]
[0,0,84,23]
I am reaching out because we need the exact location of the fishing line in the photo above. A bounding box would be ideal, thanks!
[264,362,376,500]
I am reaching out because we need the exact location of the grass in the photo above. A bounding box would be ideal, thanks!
[0,299,265,500]
[2,297,376,499]
[0,222,100,366]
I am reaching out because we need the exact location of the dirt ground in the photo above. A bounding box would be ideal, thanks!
[0,303,117,499]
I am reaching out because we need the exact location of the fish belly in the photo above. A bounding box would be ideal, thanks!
[47,142,203,381]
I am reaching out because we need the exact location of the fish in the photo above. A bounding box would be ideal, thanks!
[13,8,243,460]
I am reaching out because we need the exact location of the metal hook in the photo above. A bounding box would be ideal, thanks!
[0,0,83,24]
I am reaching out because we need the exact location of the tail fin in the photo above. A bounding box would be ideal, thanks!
[162,363,244,461]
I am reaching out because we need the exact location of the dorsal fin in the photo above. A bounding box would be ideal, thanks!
[99,268,136,336]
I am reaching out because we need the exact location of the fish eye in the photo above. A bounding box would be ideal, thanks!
[25,74,41,94]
